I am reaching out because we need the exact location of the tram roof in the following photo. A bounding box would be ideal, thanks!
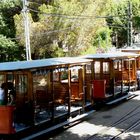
[82,52,140,60]
[121,48,140,53]
[0,57,92,71]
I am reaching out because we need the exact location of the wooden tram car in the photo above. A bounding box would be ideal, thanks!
[121,48,140,70]
[0,52,139,138]
[0,57,94,137]
[83,52,139,104]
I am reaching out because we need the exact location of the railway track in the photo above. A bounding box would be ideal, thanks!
[111,119,140,140]
[87,98,140,140]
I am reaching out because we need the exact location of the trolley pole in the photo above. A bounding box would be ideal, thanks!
[127,1,133,47]
[22,0,31,61]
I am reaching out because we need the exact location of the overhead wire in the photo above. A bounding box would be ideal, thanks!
[30,26,80,37]
[8,24,81,41]
[28,1,43,6]
[107,23,128,29]
[28,1,128,19]
[28,8,95,20]
[10,1,129,41]
[29,7,128,20]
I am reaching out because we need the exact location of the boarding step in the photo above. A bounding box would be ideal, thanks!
[106,93,136,105]
[21,110,95,140]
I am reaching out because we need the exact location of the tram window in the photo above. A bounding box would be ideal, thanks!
[33,72,48,91]
[53,70,59,82]
[32,69,49,90]
[94,61,100,73]
[124,61,128,69]
[17,75,27,94]
[114,61,118,70]
[86,64,92,74]
[0,75,5,86]
[118,61,122,71]
[130,61,134,69]
[61,70,68,80]
[71,67,79,82]
[124,61,133,69]
[103,62,109,74]
[7,74,14,83]
[34,75,47,86]
[114,60,122,71]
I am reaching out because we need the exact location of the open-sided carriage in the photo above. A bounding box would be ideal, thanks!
[0,57,94,137]
[121,48,140,70]
[83,52,139,105]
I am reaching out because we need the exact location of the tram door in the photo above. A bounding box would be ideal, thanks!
[16,74,28,106]
[85,64,93,103]
[93,61,111,94]
[15,72,33,125]
[0,72,33,125]
[70,66,85,106]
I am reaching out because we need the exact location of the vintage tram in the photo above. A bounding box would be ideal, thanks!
[0,57,94,138]
[0,52,139,138]
[121,48,140,70]
[83,52,139,105]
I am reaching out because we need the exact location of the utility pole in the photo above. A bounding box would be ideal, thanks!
[127,1,133,47]
[22,0,31,60]
[115,32,118,48]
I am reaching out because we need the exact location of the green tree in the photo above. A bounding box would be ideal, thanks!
[106,0,140,47]
[92,27,112,51]
[0,34,19,61]
[15,0,112,59]
[0,0,21,38]
[0,0,23,61]
[132,0,140,30]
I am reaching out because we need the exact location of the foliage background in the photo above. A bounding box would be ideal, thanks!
[0,0,140,61]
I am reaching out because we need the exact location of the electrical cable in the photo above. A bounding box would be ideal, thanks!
[28,7,128,20]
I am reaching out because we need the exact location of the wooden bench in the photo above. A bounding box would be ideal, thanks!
[53,83,69,105]
[35,90,52,112]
